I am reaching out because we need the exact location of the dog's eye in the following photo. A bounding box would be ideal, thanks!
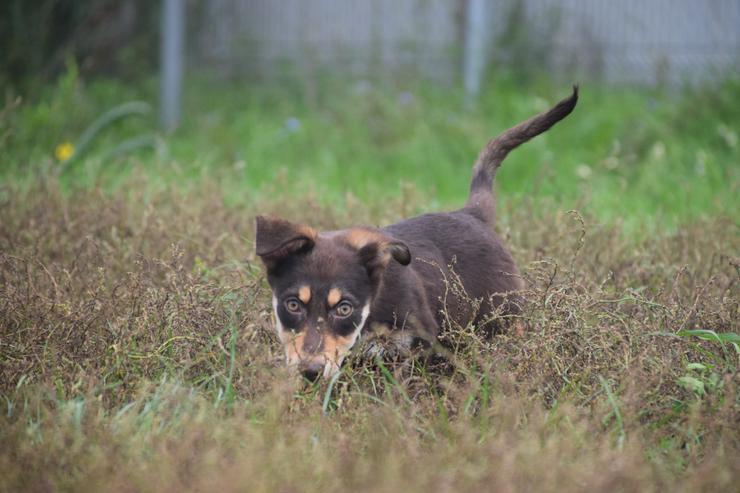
[285,298,302,314]
[335,301,353,317]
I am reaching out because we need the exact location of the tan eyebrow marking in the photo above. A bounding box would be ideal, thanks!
[298,286,311,304]
[327,288,342,307]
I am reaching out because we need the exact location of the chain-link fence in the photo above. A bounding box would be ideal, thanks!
[194,0,740,86]
[4,1,737,92]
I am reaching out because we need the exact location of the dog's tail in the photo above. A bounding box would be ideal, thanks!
[465,86,578,223]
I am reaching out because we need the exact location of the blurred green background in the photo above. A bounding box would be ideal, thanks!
[1,0,738,227]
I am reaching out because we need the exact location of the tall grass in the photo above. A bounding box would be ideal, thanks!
[1,72,738,491]
[0,178,737,492]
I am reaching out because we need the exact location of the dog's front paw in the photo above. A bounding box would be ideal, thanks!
[361,339,388,360]
[358,326,414,362]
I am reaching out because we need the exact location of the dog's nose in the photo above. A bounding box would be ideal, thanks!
[302,368,320,382]
[300,361,324,382]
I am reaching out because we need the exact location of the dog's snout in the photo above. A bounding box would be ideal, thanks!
[300,361,324,382]
[302,327,323,354]
[301,367,323,383]
[301,369,320,382]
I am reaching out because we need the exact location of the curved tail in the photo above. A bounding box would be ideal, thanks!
[466,86,579,223]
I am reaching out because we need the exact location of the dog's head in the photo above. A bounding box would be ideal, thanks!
[255,215,410,380]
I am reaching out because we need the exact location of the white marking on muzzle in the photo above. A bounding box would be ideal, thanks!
[272,295,291,365]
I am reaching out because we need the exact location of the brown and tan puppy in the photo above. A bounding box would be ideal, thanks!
[256,87,578,380]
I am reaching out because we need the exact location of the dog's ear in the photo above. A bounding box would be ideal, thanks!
[255,215,317,270]
[345,228,410,284]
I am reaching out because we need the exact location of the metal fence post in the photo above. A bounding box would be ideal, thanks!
[160,0,185,131]
[463,0,486,104]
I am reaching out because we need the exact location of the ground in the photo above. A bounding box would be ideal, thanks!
[0,72,738,492]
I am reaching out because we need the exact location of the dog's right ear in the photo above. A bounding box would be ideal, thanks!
[255,215,317,271]
[343,228,411,286]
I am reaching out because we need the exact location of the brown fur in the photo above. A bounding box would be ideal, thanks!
[256,88,579,378]
[282,331,305,366]
[298,286,311,304]
[343,228,385,249]
[327,288,342,308]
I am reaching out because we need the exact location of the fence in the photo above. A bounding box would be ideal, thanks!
[191,0,740,87]
[195,0,460,83]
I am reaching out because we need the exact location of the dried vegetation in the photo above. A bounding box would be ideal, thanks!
[1,178,738,492]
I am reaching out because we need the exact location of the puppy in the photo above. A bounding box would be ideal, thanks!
[256,87,578,380]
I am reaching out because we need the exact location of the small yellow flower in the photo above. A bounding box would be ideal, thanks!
[54,142,75,162]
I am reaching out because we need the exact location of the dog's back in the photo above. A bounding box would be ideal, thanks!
[376,87,579,335]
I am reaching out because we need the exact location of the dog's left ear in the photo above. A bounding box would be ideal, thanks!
[255,215,317,270]
[346,229,410,284]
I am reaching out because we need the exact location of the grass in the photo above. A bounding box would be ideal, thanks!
[1,69,739,226]
[0,71,739,491]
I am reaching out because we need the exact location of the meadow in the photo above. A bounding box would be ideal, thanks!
[1,71,738,492]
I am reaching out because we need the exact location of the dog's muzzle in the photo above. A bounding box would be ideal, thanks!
[299,360,325,382]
